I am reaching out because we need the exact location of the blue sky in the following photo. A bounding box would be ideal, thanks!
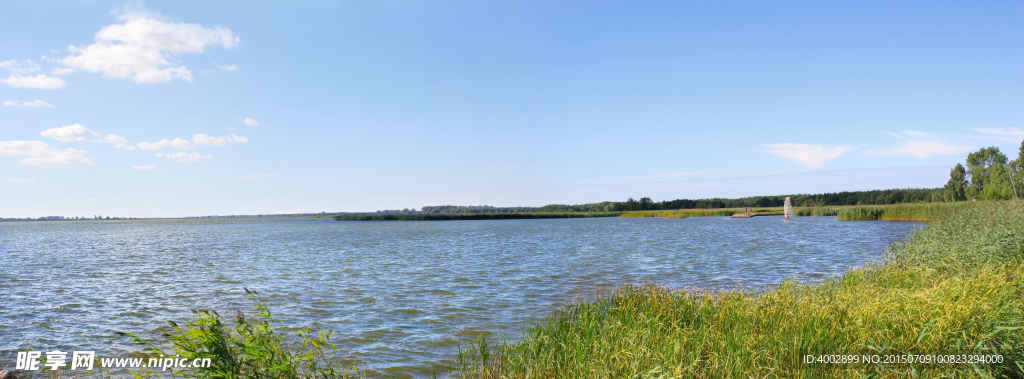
[2,1,1022,218]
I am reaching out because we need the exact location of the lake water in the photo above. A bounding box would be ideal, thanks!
[1,216,924,377]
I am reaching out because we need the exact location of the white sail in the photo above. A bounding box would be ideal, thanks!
[784,197,793,221]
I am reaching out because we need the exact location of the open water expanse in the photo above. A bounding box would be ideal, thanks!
[1,216,924,377]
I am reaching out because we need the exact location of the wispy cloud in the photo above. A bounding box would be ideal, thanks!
[193,133,247,147]
[762,143,855,169]
[626,171,713,180]
[887,130,934,138]
[869,129,975,159]
[867,140,973,159]
[0,59,65,89]
[237,174,276,179]
[0,59,42,73]
[132,165,154,169]
[138,134,246,150]
[216,63,238,72]
[588,171,715,181]
[969,127,1024,142]
[6,178,36,183]
[156,151,212,163]
[4,100,54,107]
[138,138,194,150]
[0,140,93,167]
[243,117,259,127]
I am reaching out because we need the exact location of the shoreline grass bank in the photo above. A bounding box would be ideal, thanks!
[455,201,1024,378]
[333,212,622,221]
[622,202,973,222]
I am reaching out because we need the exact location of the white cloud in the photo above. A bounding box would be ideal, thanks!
[0,140,93,167]
[626,171,713,180]
[217,63,237,72]
[0,59,42,73]
[40,124,136,149]
[762,143,855,169]
[137,138,194,150]
[243,117,259,126]
[132,165,154,169]
[588,171,715,180]
[192,134,228,147]
[970,127,1024,142]
[51,67,75,75]
[1,74,66,89]
[4,100,54,107]
[869,140,974,159]
[238,174,276,179]
[870,129,978,159]
[887,130,934,138]
[92,133,136,150]
[156,151,211,163]
[60,11,239,83]
[6,178,36,183]
[192,133,247,146]
[141,134,245,150]
[41,124,98,142]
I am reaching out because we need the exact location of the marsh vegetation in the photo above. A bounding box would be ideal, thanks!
[453,201,1024,378]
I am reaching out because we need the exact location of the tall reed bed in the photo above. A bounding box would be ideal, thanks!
[836,202,968,222]
[455,201,1024,378]
[620,208,777,218]
[621,206,843,219]
[617,210,728,218]
[793,206,840,216]
[334,212,621,221]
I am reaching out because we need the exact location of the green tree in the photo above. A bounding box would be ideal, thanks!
[1010,140,1024,199]
[624,198,639,211]
[944,163,968,202]
[965,146,1012,200]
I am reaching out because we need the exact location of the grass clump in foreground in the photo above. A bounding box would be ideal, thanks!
[456,201,1024,378]
[124,289,361,379]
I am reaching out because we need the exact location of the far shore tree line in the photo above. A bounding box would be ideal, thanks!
[367,140,1022,215]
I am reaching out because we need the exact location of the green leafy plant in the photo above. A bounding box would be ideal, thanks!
[125,288,361,379]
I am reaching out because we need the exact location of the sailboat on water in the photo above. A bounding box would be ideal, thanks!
[783,197,793,221]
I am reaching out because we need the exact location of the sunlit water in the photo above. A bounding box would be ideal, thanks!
[1,216,924,377]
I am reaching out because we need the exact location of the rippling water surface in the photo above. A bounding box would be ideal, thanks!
[1,216,923,377]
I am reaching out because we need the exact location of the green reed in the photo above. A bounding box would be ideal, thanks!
[455,201,1024,378]
[334,212,622,221]
[836,202,969,221]
[793,206,841,216]
[621,206,843,218]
